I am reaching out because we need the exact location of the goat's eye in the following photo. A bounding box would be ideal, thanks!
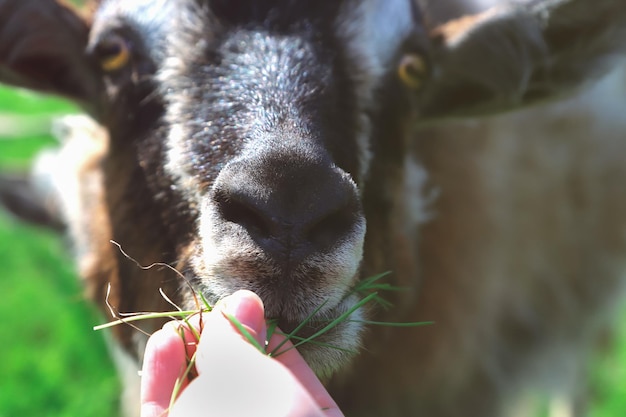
[398,53,427,90]
[95,34,130,72]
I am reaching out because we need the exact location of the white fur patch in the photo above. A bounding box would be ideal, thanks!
[337,0,415,80]
[404,156,438,228]
[579,59,626,127]
[335,0,416,182]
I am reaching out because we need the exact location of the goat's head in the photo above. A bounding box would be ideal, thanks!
[2,0,625,380]
[0,0,429,376]
[94,0,431,376]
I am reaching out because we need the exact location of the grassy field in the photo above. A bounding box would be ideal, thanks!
[1,86,626,416]
[0,86,119,417]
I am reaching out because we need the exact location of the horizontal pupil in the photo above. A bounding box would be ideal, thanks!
[97,41,123,59]
[404,63,422,78]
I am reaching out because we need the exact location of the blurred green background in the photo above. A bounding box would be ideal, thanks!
[0,86,119,417]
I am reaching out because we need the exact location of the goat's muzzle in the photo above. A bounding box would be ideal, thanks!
[193,146,366,375]
[197,145,366,315]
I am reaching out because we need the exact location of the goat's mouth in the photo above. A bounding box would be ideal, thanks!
[190,270,366,378]
[191,197,368,376]
[273,292,360,341]
[275,319,320,340]
[268,292,365,378]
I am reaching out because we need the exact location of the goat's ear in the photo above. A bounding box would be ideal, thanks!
[418,0,626,117]
[0,0,102,113]
[0,173,65,232]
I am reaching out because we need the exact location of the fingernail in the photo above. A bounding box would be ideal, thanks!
[219,290,265,333]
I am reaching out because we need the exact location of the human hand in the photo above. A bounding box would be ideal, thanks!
[140,289,344,417]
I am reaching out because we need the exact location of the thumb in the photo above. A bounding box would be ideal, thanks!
[194,289,267,373]
[215,289,267,350]
[171,290,326,417]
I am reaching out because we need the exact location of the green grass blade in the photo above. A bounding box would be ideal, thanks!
[224,313,266,353]
[348,320,433,327]
[268,299,330,357]
[346,271,393,297]
[169,351,197,411]
[275,333,358,355]
[199,292,213,311]
[93,309,207,331]
[266,319,279,343]
[282,292,378,355]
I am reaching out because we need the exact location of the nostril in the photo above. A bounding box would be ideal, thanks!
[307,202,358,250]
[213,190,271,237]
[211,158,363,257]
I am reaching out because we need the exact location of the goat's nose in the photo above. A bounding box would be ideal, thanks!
[211,153,362,261]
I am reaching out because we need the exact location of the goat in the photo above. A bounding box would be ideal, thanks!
[1,0,626,416]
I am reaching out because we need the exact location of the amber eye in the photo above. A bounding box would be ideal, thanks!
[398,53,427,90]
[95,34,130,72]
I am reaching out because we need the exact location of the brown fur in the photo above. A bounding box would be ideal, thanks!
[329,65,626,415]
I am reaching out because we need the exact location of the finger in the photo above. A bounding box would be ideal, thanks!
[172,329,326,417]
[173,291,342,417]
[217,289,268,348]
[194,289,268,373]
[206,291,343,416]
[268,333,344,417]
[140,323,189,417]
[170,315,203,362]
